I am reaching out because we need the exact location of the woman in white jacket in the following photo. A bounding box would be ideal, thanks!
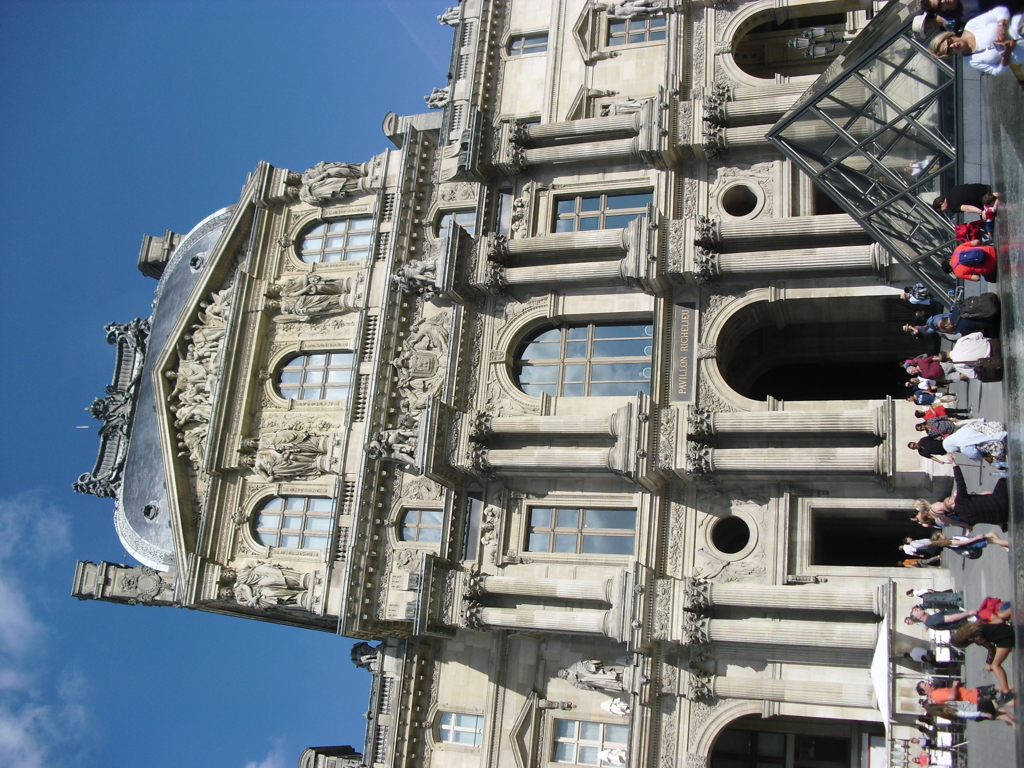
[929,6,1024,75]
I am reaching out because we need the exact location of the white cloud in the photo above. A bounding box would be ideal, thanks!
[244,739,287,768]
[0,492,83,768]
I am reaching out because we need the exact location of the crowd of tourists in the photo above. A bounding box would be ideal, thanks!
[903,588,1016,748]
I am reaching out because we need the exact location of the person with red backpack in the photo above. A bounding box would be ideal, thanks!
[944,239,997,281]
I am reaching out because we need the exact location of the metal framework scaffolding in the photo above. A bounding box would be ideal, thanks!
[767,1,961,302]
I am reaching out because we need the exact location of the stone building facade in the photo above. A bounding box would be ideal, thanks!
[74,2,956,767]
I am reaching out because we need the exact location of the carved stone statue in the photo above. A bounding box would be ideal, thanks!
[598,749,628,766]
[557,659,632,694]
[88,386,133,439]
[104,317,151,350]
[232,561,307,610]
[597,0,668,18]
[606,97,645,115]
[425,87,451,110]
[600,698,632,716]
[350,641,382,671]
[437,6,461,25]
[392,257,437,295]
[242,429,331,482]
[267,273,359,322]
[366,415,419,465]
[299,161,368,206]
[72,473,119,498]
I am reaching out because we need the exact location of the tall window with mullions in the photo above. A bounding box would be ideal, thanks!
[607,15,666,46]
[254,496,333,550]
[514,323,653,397]
[554,192,652,232]
[527,507,636,556]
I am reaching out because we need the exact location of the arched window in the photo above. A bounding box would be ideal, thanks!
[437,210,476,238]
[514,323,653,397]
[400,509,443,543]
[299,218,373,263]
[553,719,629,765]
[277,352,354,400]
[255,496,333,549]
[733,12,848,80]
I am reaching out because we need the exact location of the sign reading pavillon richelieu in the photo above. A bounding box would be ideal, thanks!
[671,302,697,403]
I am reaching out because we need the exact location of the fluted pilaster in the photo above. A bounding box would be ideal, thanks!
[718,245,877,276]
[712,214,868,250]
[480,576,612,603]
[709,582,879,614]
[708,410,882,437]
[504,261,623,286]
[506,229,626,259]
[712,675,875,708]
[710,447,881,475]
[525,114,640,143]
[523,138,638,166]
[477,606,610,635]
[708,618,877,649]
[486,415,617,436]
[483,447,613,472]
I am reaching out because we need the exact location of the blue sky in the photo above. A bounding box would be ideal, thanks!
[0,2,454,766]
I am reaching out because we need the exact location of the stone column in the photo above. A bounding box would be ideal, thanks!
[725,121,871,149]
[480,576,613,603]
[485,415,617,436]
[708,447,882,475]
[708,213,868,250]
[476,606,610,635]
[506,229,626,259]
[723,93,801,125]
[691,408,884,438]
[712,675,875,708]
[713,642,875,669]
[523,138,638,166]
[526,114,640,143]
[685,578,879,614]
[706,618,877,649]
[504,261,623,286]
[717,245,878,277]
[482,448,613,473]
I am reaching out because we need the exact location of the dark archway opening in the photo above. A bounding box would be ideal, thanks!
[813,512,922,567]
[748,361,907,401]
[734,12,848,80]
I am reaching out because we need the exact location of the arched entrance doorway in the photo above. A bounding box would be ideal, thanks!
[733,11,850,80]
[716,295,935,402]
[710,715,883,768]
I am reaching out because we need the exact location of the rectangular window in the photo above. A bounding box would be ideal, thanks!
[439,712,484,746]
[527,507,636,555]
[608,16,666,46]
[509,32,548,56]
[554,192,652,233]
[553,719,629,766]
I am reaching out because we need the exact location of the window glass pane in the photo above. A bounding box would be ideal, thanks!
[326,236,346,248]
[257,514,281,529]
[421,510,444,525]
[604,213,641,229]
[582,534,634,555]
[455,212,476,225]
[567,327,588,340]
[517,365,559,383]
[300,389,321,400]
[555,743,576,762]
[307,354,327,365]
[579,217,600,231]
[348,233,373,246]
[607,193,652,209]
[650,17,666,28]
[555,219,575,233]
[563,364,586,382]
[280,534,300,548]
[328,221,348,232]
[418,527,442,542]
[306,517,332,531]
[715,730,752,754]
[556,199,576,215]
[304,369,324,383]
[346,249,369,260]
[303,535,329,549]
[303,237,323,250]
[522,383,557,396]
[279,387,299,398]
[350,218,372,230]
[440,712,454,727]
[579,721,601,741]
[258,532,278,546]
[554,534,577,553]
[323,387,346,400]
[555,720,577,739]
[758,733,786,758]
[593,339,647,357]
[595,324,650,338]
[279,371,302,383]
[454,730,477,745]
[308,498,333,512]
[584,509,635,529]
[402,526,416,541]
[604,724,629,744]
[650,29,666,40]
[283,515,303,529]
[629,33,645,43]
[285,497,305,510]
[580,196,601,212]
[521,343,561,361]
[528,533,551,551]
[308,224,326,235]
[591,362,649,381]
[328,370,353,384]
[609,21,626,34]
[578,746,599,765]
[262,498,284,510]
[530,508,552,527]
[557,508,579,527]
[561,383,584,396]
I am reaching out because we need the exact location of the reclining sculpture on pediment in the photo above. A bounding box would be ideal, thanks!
[392,257,438,297]
[557,659,633,695]
[266,272,361,322]
[366,414,419,466]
